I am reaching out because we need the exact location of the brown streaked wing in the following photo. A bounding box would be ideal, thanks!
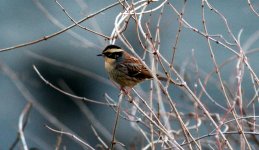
[116,56,153,80]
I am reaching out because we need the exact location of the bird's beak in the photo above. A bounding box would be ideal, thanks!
[97,53,103,57]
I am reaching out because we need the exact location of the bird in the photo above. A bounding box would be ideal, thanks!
[97,44,154,89]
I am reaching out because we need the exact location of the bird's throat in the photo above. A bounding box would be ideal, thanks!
[104,57,116,73]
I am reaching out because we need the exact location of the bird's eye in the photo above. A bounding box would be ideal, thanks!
[104,52,122,59]
[104,52,112,57]
[114,52,122,58]
[111,53,117,58]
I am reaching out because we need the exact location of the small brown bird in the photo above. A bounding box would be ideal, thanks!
[97,45,153,89]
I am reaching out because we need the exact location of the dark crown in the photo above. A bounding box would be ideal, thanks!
[103,45,121,52]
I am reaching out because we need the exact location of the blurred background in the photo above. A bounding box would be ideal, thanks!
[0,0,259,149]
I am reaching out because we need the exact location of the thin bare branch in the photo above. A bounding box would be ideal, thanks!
[110,92,124,149]
[248,0,259,17]
[33,65,115,106]
[54,0,110,39]
[91,125,108,149]
[45,125,95,150]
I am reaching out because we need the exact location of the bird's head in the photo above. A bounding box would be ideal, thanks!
[97,45,125,63]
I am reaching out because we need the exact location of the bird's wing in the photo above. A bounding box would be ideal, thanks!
[117,57,153,79]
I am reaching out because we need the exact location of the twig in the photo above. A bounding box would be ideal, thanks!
[198,79,228,111]
[33,65,115,106]
[10,102,32,150]
[248,0,259,17]
[74,0,105,44]
[54,0,110,39]
[110,92,124,149]
[45,125,95,150]
[18,102,32,150]
[91,125,108,149]
[55,130,63,150]
[171,0,186,65]
[122,0,168,15]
